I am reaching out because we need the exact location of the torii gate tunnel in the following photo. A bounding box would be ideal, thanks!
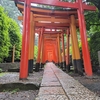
[13,0,96,79]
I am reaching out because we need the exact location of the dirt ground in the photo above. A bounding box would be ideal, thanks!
[0,67,100,100]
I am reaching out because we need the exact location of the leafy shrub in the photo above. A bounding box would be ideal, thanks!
[89,32,100,71]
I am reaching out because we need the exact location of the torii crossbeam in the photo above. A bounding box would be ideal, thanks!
[15,0,96,10]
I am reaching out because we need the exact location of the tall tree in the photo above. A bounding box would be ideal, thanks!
[0,0,22,28]
[6,19,22,62]
[0,6,10,62]
[87,0,100,10]
[0,6,22,62]
[89,32,100,71]
[87,0,100,18]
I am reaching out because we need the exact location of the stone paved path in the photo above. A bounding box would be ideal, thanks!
[36,62,100,100]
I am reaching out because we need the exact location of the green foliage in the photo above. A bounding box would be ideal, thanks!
[85,0,100,71]
[0,6,22,62]
[34,45,38,60]
[0,6,10,62]
[85,11,100,30]
[5,19,22,62]
[10,88,20,94]
[87,0,100,9]
[84,0,100,30]
[0,0,22,26]
[89,32,100,71]
[3,88,20,93]
[0,69,3,73]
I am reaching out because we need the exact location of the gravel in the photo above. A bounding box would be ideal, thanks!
[69,73,100,97]
[0,68,100,100]
[0,70,44,100]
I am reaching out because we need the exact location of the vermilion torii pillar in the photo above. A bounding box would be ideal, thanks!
[57,34,62,68]
[28,12,35,73]
[56,38,59,66]
[77,0,93,76]
[20,0,31,79]
[70,15,83,75]
[70,25,77,73]
[35,28,43,72]
[61,33,66,70]
[41,35,44,68]
[66,29,70,72]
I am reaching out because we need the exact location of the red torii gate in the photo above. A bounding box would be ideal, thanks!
[14,0,96,79]
[44,39,58,62]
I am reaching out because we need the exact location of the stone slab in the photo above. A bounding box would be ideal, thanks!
[38,87,65,95]
[41,76,61,86]
[41,81,61,86]
[36,95,69,100]
[41,64,61,86]
[35,63,69,100]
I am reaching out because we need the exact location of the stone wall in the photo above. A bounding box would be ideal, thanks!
[0,62,20,72]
